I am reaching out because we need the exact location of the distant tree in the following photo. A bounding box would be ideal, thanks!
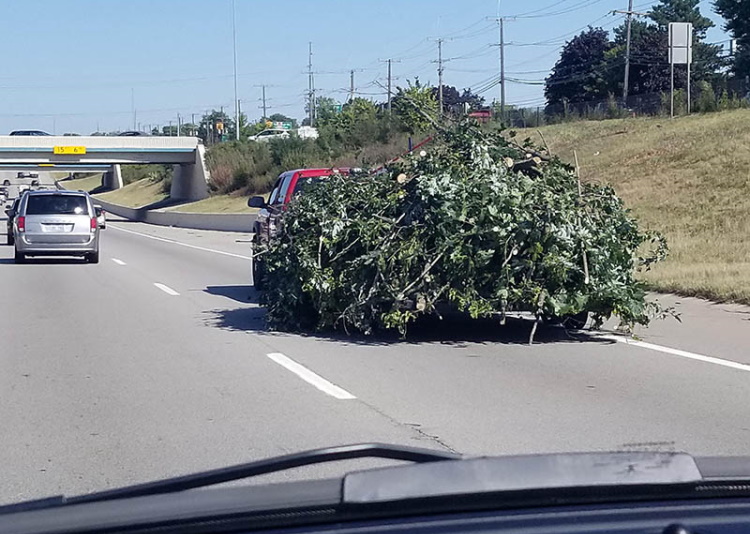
[179,123,198,137]
[648,0,725,84]
[545,27,614,106]
[392,79,439,133]
[431,85,485,113]
[268,113,298,128]
[305,96,339,127]
[714,0,750,77]
[198,110,235,143]
[603,0,725,99]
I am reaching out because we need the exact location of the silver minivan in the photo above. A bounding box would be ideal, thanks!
[12,190,101,264]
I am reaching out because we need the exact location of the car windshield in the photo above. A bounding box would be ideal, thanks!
[292,176,325,196]
[26,195,87,215]
[2,0,749,516]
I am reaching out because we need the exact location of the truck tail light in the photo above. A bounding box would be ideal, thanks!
[16,216,25,232]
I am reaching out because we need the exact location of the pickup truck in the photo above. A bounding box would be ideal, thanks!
[247,168,353,289]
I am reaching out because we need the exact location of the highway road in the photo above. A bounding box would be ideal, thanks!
[2,212,750,506]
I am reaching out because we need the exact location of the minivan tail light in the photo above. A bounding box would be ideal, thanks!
[90,217,97,231]
[17,216,25,232]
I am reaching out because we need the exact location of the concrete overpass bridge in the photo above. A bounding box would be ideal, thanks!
[0,136,211,200]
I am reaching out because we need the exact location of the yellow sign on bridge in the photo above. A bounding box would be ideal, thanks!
[53,146,86,155]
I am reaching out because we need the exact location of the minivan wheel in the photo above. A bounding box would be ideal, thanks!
[14,249,24,263]
[86,251,100,264]
[7,233,13,246]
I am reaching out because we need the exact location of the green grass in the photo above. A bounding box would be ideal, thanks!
[96,179,168,208]
[166,194,259,214]
[523,109,750,304]
[61,174,103,193]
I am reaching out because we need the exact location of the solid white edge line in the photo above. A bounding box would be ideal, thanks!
[266,353,356,400]
[111,258,126,265]
[109,224,252,260]
[153,283,180,296]
[600,334,750,373]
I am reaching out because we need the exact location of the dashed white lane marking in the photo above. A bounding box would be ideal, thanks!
[109,224,252,260]
[600,334,750,373]
[266,353,356,400]
[111,258,126,265]
[154,283,180,296]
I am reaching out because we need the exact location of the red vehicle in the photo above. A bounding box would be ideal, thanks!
[247,168,352,288]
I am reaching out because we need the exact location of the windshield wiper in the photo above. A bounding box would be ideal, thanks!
[1,443,459,513]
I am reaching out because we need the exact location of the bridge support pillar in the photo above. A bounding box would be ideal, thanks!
[170,144,210,201]
[102,164,123,190]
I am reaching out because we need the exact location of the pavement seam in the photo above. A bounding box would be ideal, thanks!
[353,398,460,454]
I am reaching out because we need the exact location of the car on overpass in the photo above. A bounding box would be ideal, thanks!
[118,130,151,136]
[248,167,355,289]
[9,129,51,136]
[11,189,102,263]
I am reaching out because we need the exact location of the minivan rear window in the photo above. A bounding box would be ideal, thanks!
[26,195,88,215]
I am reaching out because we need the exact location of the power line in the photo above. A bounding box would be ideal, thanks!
[513,0,606,19]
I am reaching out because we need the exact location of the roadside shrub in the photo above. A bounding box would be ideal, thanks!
[121,164,168,185]
[206,141,274,194]
[695,81,717,112]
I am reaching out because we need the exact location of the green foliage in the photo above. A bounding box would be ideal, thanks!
[121,164,171,186]
[205,137,329,195]
[545,27,614,106]
[317,98,396,151]
[714,0,750,76]
[392,80,439,133]
[695,81,717,112]
[269,113,298,127]
[259,122,667,338]
[198,109,235,144]
[205,142,275,195]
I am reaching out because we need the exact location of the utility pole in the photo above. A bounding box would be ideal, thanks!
[387,59,393,113]
[349,70,355,102]
[437,39,444,115]
[177,113,181,137]
[379,58,400,114]
[614,2,648,104]
[308,42,315,126]
[261,85,267,119]
[231,0,240,140]
[237,99,242,137]
[488,10,512,122]
[622,0,634,103]
[499,18,505,121]
[131,88,136,130]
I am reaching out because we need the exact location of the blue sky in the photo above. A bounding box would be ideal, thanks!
[0,0,728,134]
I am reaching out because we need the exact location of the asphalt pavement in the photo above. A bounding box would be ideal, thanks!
[1,214,749,505]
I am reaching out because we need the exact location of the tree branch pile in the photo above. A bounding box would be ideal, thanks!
[259,122,667,337]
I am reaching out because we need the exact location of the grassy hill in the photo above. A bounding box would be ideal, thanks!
[523,109,750,304]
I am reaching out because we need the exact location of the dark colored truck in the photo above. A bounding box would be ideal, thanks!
[248,168,352,289]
